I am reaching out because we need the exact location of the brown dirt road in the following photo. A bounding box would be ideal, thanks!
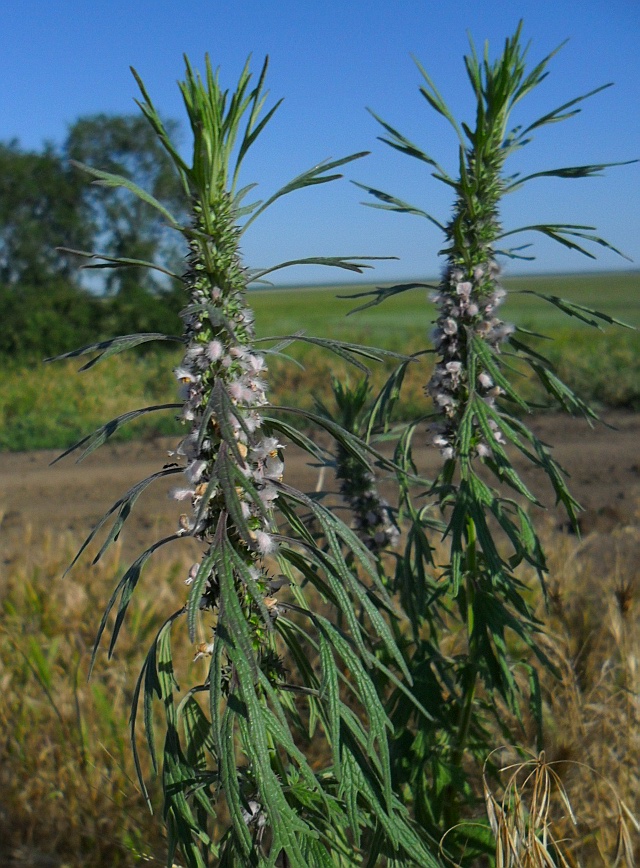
[1,412,638,574]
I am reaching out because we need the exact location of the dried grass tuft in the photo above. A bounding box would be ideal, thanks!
[0,530,196,866]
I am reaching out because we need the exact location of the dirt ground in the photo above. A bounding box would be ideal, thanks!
[1,412,638,575]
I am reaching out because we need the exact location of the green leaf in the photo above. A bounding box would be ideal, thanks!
[505,159,637,193]
[515,291,636,330]
[45,333,184,371]
[270,405,404,477]
[499,223,632,260]
[129,608,185,806]
[257,332,410,373]
[230,648,312,863]
[50,404,180,465]
[249,255,390,282]
[520,83,614,136]
[218,709,253,859]
[64,466,181,575]
[243,152,369,230]
[71,159,183,228]
[367,108,451,176]
[233,56,283,187]
[352,181,446,231]
[413,56,465,145]
[178,692,216,771]
[338,282,437,315]
[529,361,601,422]
[90,534,182,675]
[130,65,192,178]
[186,547,216,643]
[262,415,332,463]
[57,247,185,282]
[318,631,342,779]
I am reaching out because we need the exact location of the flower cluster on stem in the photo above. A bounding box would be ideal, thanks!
[171,198,284,683]
[336,452,399,553]
[427,258,513,459]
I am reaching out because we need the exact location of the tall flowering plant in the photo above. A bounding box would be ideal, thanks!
[52,58,441,866]
[350,23,635,861]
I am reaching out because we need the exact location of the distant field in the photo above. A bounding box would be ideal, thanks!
[0,272,638,451]
[249,271,640,344]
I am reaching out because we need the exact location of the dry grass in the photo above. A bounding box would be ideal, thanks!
[523,519,640,865]
[1,509,639,865]
[0,529,197,866]
[465,515,640,867]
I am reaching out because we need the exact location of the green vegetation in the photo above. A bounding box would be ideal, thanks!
[250,270,640,337]
[4,25,639,868]
[0,272,636,452]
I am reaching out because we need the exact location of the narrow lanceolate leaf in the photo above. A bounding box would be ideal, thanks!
[229,648,311,863]
[338,282,437,315]
[50,404,181,465]
[366,358,414,437]
[498,223,632,260]
[366,108,451,178]
[353,181,446,230]
[258,333,411,370]
[318,617,393,805]
[271,405,405,479]
[249,255,389,282]
[516,291,636,330]
[218,710,253,859]
[45,333,184,370]
[57,247,186,282]
[504,159,637,192]
[469,336,530,412]
[318,631,342,779]
[243,151,369,229]
[257,671,326,798]
[213,528,260,682]
[262,415,332,463]
[520,82,613,136]
[529,362,601,422]
[186,547,216,643]
[90,534,183,675]
[130,65,192,177]
[64,466,182,575]
[130,608,185,802]
[70,160,183,228]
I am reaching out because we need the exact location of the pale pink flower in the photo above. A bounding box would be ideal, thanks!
[255,530,276,555]
[206,339,224,361]
[171,487,195,501]
[185,459,207,483]
[185,563,200,585]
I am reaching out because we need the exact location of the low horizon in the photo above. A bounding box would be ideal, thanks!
[257,266,640,291]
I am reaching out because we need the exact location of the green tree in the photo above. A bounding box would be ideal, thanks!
[65,114,188,296]
[0,140,91,286]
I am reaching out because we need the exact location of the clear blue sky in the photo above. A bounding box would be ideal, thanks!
[2,0,639,284]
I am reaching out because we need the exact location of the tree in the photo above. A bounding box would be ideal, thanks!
[0,140,92,286]
[65,114,188,295]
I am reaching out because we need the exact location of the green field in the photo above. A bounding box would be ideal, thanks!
[1,271,638,451]
[249,271,640,341]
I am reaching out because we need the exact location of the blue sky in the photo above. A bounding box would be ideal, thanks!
[2,0,639,283]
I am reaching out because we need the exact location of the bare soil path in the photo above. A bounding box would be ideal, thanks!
[1,412,638,573]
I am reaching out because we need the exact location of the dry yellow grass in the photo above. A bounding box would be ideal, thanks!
[1,511,639,865]
[0,530,196,866]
